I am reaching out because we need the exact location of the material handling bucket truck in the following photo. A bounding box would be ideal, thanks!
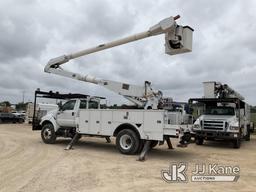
[38,15,194,160]
[190,81,253,148]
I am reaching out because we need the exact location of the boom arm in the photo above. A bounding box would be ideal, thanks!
[44,15,193,109]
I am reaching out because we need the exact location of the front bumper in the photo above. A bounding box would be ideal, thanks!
[193,130,239,140]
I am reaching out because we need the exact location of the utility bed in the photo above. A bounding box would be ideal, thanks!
[77,109,179,141]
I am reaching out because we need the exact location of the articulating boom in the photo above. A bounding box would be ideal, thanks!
[45,15,193,109]
[203,81,244,100]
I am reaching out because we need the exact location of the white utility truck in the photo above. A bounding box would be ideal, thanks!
[190,81,252,148]
[40,15,194,160]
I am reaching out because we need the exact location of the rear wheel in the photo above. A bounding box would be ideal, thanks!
[116,129,140,155]
[41,123,56,144]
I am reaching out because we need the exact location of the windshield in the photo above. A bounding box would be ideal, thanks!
[204,107,235,116]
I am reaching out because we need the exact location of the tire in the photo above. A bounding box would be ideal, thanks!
[18,118,24,123]
[116,129,140,155]
[184,132,192,143]
[233,138,241,148]
[195,137,204,145]
[41,123,56,144]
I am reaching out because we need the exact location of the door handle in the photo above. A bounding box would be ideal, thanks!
[72,112,75,116]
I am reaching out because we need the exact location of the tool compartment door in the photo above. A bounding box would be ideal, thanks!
[77,110,90,134]
[143,111,164,140]
[89,110,101,135]
[100,110,113,135]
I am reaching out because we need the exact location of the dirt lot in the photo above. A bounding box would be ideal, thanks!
[0,124,255,192]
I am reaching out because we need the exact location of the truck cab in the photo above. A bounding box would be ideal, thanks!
[31,90,102,143]
[190,98,251,148]
[189,81,253,148]
[55,98,100,127]
[40,97,102,143]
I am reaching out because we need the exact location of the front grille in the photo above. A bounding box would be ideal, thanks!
[203,120,224,130]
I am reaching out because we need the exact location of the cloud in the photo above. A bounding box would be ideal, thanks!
[0,0,256,106]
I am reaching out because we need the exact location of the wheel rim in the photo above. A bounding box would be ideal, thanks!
[120,134,132,150]
[43,128,52,140]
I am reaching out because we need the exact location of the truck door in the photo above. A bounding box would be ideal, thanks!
[56,100,76,127]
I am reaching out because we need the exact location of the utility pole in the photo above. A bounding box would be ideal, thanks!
[22,90,25,103]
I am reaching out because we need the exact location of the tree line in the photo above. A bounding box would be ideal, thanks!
[0,101,28,111]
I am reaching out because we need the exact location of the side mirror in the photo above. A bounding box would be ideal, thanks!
[58,102,63,111]
[59,106,63,111]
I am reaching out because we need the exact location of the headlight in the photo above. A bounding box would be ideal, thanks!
[193,124,200,129]
[230,126,239,130]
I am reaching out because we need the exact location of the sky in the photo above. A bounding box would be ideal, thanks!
[0,0,256,105]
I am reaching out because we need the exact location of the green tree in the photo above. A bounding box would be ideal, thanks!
[16,102,28,111]
[251,106,256,113]
[0,101,11,107]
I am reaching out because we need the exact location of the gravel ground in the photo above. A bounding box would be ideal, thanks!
[0,123,255,192]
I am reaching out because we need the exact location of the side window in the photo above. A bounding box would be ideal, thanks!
[79,100,87,109]
[89,100,99,109]
[62,100,76,111]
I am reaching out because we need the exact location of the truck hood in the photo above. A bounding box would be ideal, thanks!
[40,109,58,122]
[46,109,58,116]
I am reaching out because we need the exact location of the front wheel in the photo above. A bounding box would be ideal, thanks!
[232,138,241,148]
[41,123,56,144]
[18,118,24,123]
[116,129,140,155]
[195,137,204,145]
